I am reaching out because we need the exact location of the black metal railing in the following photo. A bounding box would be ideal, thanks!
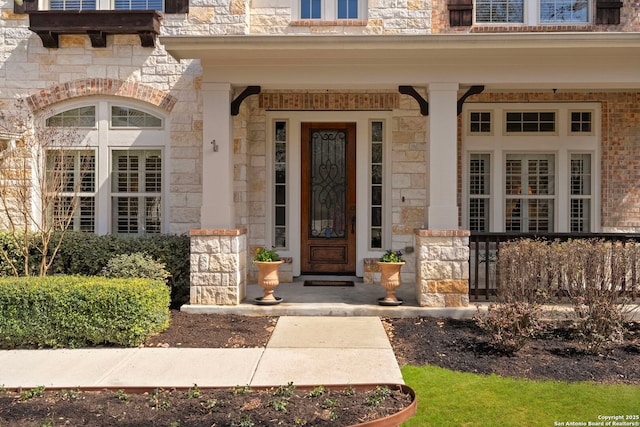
[469,232,640,300]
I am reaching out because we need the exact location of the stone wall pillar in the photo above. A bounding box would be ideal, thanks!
[415,229,470,307]
[189,228,247,305]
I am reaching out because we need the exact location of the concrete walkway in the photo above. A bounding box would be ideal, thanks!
[0,316,404,389]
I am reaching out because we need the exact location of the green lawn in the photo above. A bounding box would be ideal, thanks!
[402,365,640,427]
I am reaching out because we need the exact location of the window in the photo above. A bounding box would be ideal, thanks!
[505,111,556,133]
[296,0,365,20]
[370,121,383,248]
[274,121,288,248]
[464,104,599,233]
[475,0,589,24]
[114,0,163,9]
[46,150,96,232]
[46,106,96,128]
[468,153,491,232]
[476,0,523,23]
[49,0,96,10]
[570,153,592,232]
[112,150,162,235]
[505,154,555,232]
[301,0,321,18]
[45,101,166,235]
[111,106,162,128]
[570,111,592,134]
[338,0,358,18]
[540,0,588,22]
[48,0,163,10]
[469,112,492,134]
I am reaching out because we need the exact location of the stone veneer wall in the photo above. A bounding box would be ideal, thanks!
[415,229,470,307]
[189,228,247,305]
[1,3,203,235]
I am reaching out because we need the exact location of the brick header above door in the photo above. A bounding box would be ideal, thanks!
[260,92,400,111]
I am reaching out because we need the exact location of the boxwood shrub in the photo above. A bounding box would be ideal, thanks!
[0,276,170,348]
[0,231,190,307]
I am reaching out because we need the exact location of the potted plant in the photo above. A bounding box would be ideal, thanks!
[253,247,284,305]
[377,249,405,306]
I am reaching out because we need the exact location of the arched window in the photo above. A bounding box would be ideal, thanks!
[45,100,167,235]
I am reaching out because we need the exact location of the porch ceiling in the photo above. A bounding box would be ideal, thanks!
[160,33,640,91]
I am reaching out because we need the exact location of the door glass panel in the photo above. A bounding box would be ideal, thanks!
[310,130,347,239]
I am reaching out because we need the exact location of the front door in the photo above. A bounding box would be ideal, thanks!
[301,122,357,274]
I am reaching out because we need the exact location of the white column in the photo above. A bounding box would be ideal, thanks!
[201,83,235,229]
[427,83,459,230]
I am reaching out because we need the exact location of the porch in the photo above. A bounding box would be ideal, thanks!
[182,276,482,318]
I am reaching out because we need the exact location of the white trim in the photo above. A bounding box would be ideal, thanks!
[463,102,600,232]
[266,111,392,277]
[42,98,170,235]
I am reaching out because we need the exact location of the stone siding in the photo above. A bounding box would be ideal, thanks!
[415,229,470,307]
[0,9,202,235]
[189,228,247,305]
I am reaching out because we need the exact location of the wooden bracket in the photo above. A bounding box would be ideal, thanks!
[457,85,485,115]
[231,86,261,116]
[399,86,428,116]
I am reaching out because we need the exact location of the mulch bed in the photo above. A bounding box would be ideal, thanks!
[2,311,639,426]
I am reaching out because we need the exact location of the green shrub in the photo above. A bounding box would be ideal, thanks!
[101,252,171,282]
[0,276,169,348]
[47,232,190,307]
[0,231,40,276]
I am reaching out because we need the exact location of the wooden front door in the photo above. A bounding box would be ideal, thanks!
[301,122,357,274]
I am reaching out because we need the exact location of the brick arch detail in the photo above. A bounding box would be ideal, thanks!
[26,79,178,113]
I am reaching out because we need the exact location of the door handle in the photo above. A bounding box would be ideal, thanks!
[351,215,356,234]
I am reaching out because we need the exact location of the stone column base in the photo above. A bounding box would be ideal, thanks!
[415,229,470,307]
[189,228,247,305]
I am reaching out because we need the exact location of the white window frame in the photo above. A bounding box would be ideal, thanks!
[45,0,164,11]
[266,111,391,278]
[292,0,367,21]
[43,98,169,236]
[463,102,600,233]
[474,0,591,25]
[46,149,97,233]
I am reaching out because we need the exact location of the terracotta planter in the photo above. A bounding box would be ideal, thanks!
[254,260,284,304]
[377,261,405,306]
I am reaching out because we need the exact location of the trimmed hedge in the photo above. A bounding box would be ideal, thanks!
[0,231,190,307]
[0,276,170,348]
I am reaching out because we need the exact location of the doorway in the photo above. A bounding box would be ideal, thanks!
[300,122,357,274]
